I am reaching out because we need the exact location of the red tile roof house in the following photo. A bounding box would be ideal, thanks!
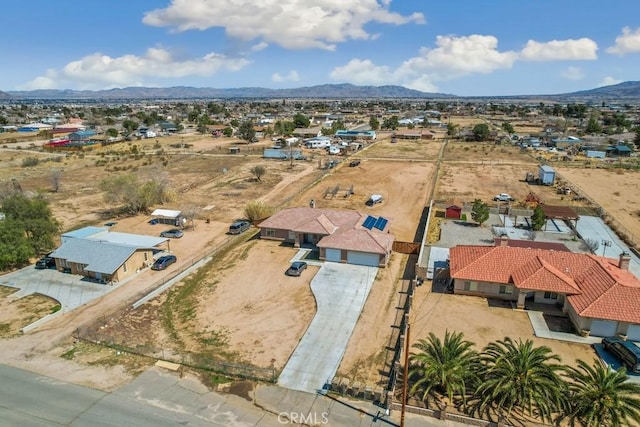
[258,207,394,267]
[450,245,640,339]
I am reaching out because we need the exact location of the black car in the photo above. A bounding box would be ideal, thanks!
[35,256,56,269]
[285,261,308,276]
[151,255,177,271]
[602,336,640,373]
[349,160,361,167]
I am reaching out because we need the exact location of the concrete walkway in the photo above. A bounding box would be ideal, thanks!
[278,263,377,393]
[527,311,601,345]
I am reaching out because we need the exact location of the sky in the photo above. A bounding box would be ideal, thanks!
[2,0,640,96]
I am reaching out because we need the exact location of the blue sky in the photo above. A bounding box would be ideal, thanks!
[3,0,640,96]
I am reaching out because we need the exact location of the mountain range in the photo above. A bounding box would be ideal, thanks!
[3,81,640,101]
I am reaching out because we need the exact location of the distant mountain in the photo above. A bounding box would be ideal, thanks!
[0,90,11,99]
[5,83,452,100]
[558,81,640,100]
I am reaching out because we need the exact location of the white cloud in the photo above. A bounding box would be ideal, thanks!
[607,27,640,55]
[330,35,517,91]
[20,48,250,90]
[143,0,424,51]
[598,76,622,87]
[561,66,584,80]
[519,38,598,61]
[250,42,269,52]
[272,70,300,83]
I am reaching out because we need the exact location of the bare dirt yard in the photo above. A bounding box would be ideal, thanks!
[0,286,59,338]
[410,292,596,369]
[558,167,640,240]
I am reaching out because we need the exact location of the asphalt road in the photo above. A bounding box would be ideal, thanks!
[0,364,281,427]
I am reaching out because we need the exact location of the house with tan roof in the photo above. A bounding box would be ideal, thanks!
[449,245,640,339]
[258,207,394,267]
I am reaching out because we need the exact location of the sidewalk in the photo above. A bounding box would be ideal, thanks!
[255,384,468,427]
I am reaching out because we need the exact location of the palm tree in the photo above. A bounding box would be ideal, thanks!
[561,359,640,426]
[473,337,566,424]
[408,330,478,408]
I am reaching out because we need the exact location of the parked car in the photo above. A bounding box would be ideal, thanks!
[366,194,383,206]
[228,220,251,235]
[160,229,184,238]
[493,193,514,202]
[151,255,177,271]
[285,261,308,276]
[35,256,56,269]
[602,336,640,373]
[349,160,361,167]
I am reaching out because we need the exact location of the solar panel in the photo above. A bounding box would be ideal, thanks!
[363,215,377,230]
[374,217,388,230]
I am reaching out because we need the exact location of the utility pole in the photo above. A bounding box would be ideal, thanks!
[400,321,410,427]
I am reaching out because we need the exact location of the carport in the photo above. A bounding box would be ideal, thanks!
[278,263,378,393]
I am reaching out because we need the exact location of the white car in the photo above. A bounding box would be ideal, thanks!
[493,193,514,202]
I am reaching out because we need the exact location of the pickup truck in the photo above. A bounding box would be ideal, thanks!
[493,193,514,202]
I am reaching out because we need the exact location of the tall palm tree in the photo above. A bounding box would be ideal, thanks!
[561,359,640,427]
[473,337,566,424]
[408,330,478,408]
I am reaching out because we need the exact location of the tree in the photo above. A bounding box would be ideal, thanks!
[633,126,640,148]
[100,174,172,215]
[585,117,602,134]
[238,120,256,142]
[472,123,491,141]
[473,337,566,424]
[382,116,399,130]
[502,122,514,134]
[470,199,489,226]
[222,126,233,137]
[292,113,310,128]
[250,165,266,182]
[369,116,380,130]
[560,360,640,427]
[531,205,546,231]
[447,122,459,138]
[244,200,274,221]
[122,119,139,135]
[1,193,59,257]
[0,220,35,270]
[409,331,479,408]
[105,128,119,138]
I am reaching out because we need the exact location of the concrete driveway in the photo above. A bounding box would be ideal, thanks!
[278,263,378,393]
[0,266,125,330]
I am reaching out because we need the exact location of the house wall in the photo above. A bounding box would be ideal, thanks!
[453,279,517,301]
[566,302,592,333]
[111,250,153,282]
[533,291,562,304]
[260,228,291,242]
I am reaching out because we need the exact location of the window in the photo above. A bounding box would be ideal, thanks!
[463,281,477,292]
[499,285,513,295]
[144,252,149,261]
[123,262,127,273]
[543,291,558,299]
[266,229,276,237]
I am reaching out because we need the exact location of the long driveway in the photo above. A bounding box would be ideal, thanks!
[278,263,378,393]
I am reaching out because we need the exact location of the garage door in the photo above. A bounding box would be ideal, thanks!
[325,248,342,263]
[590,320,618,337]
[626,325,640,341]
[346,251,379,267]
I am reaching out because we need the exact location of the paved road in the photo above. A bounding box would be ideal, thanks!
[278,263,378,393]
[0,364,281,427]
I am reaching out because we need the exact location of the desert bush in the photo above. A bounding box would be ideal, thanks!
[244,200,274,221]
[21,157,39,167]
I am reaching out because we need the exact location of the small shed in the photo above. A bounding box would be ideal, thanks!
[228,147,241,154]
[538,165,556,185]
[150,209,185,227]
[445,205,462,219]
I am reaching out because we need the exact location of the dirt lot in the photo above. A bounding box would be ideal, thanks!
[558,167,640,240]
[0,286,59,338]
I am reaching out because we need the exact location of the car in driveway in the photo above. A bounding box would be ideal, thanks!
[365,194,383,206]
[602,336,640,373]
[151,255,177,271]
[285,261,307,276]
[35,256,56,269]
[160,229,184,238]
[228,220,251,235]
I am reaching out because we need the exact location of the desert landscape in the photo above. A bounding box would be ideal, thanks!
[1,112,639,418]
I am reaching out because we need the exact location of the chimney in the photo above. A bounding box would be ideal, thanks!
[619,251,631,271]
[499,235,509,247]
